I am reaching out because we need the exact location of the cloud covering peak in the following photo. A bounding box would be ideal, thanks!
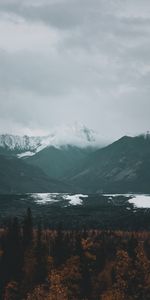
[0,123,105,157]
[0,0,150,140]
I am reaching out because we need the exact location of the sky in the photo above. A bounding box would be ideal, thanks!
[0,0,150,140]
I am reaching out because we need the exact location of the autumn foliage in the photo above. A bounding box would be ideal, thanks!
[0,209,150,299]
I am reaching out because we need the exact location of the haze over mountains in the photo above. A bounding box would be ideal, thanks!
[0,124,150,194]
[0,124,104,157]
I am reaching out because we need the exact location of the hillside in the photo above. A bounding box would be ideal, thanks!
[0,155,69,193]
[26,145,93,179]
[67,135,150,193]
[1,132,150,194]
[0,125,104,181]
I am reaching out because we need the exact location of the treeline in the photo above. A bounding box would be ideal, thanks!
[1,209,150,299]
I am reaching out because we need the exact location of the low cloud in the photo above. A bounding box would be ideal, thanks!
[0,0,150,140]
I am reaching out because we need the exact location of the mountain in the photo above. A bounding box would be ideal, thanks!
[66,134,150,193]
[0,155,70,194]
[0,124,105,180]
[0,124,104,158]
[0,130,150,194]
[26,145,93,179]
[0,134,42,156]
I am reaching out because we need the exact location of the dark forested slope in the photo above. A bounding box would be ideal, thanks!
[0,155,69,193]
[67,135,150,193]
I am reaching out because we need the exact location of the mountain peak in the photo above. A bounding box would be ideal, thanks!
[0,124,104,158]
[43,123,101,148]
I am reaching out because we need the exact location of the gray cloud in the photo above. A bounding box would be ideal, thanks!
[0,0,150,140]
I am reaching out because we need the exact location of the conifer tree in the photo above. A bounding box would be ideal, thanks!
[35,222,48,284]
[23,208,33,249]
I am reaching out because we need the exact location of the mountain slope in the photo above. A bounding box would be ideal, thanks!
[0,155,69,193]
[26,145,93,179]
[0,125,105,181]
[67,135,150,193]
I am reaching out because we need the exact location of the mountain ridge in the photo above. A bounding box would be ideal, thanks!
[0,124,105,158]
[1,131,150,194]
[0,154,71,194]
[66,134,150,193]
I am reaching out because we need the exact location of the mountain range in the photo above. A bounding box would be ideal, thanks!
[66,134,150,193]
[0,125,150,194]
[0,124,103,157]
[0,124,103,193]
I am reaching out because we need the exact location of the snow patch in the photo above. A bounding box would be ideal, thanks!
[17,151,35,158]
[104,194,150,209]
[63,194,88,205]
[31,193,88,206]
[32,193,60,204]
[128,195,150,208]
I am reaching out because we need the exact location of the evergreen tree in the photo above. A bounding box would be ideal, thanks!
[0,218,22,299]
[35,222,48,283]
[127,234,138,259]
[80,258,92,299]
[54,224,65,266]
[23,208,33,249]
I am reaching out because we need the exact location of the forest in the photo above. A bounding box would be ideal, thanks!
[1,208,150,300]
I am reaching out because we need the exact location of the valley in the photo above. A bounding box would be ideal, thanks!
[0,193,150,230]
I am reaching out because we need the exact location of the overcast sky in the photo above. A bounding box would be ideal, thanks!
[0,0,150,140]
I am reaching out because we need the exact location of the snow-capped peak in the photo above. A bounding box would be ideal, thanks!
[0,134,42,152]
[0,124,104,157]
[38,123,101,150]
